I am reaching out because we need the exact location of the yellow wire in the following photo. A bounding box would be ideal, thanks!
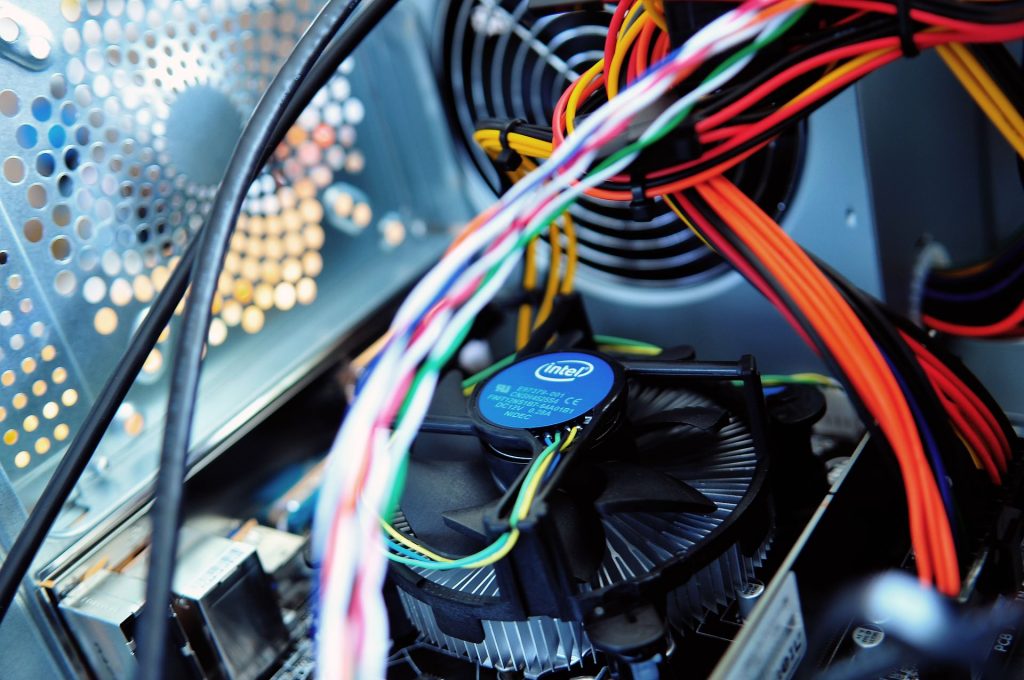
[463,528,521,568]
[788,372,840,387]
[620,0,646,38]
[561,425,580,449]
[608,14,653,100]
[518,237,538,349]
[469,133,569,345]
[560,212,577,295]
[786,48,891,110]
[351,330,393,372]
[952,42,1024,138]
[955,431,984,471]
[641,0,668,32]
[471,130,553,159]
[663,194,716,250]
[938,42,1024,159]
[515,427,580,517]
[761,372,840,388]
[381,519,454,563]
[598,344,662,356]
[533,220,562,331]
[388,428,581,569]
[567,59,605,134]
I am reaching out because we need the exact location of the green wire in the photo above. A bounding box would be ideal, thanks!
[385,434,562,570]
[382,9,808,517]
[461,352,517,391]
[593,334,662,350]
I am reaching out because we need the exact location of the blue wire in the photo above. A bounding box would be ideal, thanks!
[543,452,562,482]
[884,354,956,528]
[384,536,427,560]
[924,256,1024,302]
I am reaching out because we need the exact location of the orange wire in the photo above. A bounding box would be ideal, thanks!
[446,204,499,253]
[705,179,952,586]
[700,177,960,594]
[699,182,931,587]
[716,177,961,592]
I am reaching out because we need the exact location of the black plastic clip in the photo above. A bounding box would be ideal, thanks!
[496,118,526,172]
[896,0,919,57]
[629,172,655,222]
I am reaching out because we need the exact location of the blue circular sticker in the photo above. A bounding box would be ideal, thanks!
[477,351,615,429]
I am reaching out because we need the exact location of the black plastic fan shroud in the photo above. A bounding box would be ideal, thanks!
[389,348,772,648]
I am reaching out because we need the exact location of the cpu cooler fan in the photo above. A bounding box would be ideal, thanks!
[390,324,773,676]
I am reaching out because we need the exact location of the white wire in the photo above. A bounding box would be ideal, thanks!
[313,2,800,676]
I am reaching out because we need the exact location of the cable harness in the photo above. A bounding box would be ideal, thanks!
[314,0,1024,676]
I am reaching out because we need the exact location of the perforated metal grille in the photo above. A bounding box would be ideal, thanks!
[438,0,803,286]
[0,0,374,481]
[0,251,86,472]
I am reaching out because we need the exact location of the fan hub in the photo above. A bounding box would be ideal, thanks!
[472,350,623,431]
[470,350,625,472]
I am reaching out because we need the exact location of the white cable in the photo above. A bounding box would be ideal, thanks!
[313,2,794,675]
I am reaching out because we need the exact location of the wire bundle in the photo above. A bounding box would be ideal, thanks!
[290,0,1022,677]
[312,2,820,675]
[475,0,1024,205]
[382,427,579,569]
[677,180,965,591]
[920,229,1024,337]
[666,179,1020,595]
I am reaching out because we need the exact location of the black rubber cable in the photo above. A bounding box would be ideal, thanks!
[0,0,402,632]
[0,243,196,625]
[0,3,401,644]
[134,0,377,675]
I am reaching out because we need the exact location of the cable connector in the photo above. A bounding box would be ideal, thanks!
[496,118,526,172]
[895,0,919,57]
[629,176,655,222]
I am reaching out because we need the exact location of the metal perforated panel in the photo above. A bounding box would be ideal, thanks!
[0,0,473,541]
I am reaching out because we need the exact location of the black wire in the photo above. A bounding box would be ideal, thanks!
[813,258,983,550]
[135,0,387,676]
[885,312,1019,450]
[0,0,394,634]
[0,243,195,624]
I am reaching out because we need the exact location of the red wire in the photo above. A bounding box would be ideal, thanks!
[902,332,1011,470]
[813,0,1024,39]
[923,298,1024,337]
[630,18,658,84]
[566,18,1024,198]
[605,0,633,94]
[696,36,913,134]
[552,73,607,149]
[581,43,901,202]
[653,27,670,62]
[923,363,1003,484]
[670,192,818,349]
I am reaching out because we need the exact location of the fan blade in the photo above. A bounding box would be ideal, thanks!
[630,405,727,434]
[444,491,605,583]
[547,490,606,582]
[402,371,495,553]
[594,463,717,515]
[442,502,494,542]
[430,370,473,418]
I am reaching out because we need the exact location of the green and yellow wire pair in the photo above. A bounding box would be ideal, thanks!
[382,427,580,570]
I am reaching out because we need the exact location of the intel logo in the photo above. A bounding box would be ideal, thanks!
[534,359,594,382]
